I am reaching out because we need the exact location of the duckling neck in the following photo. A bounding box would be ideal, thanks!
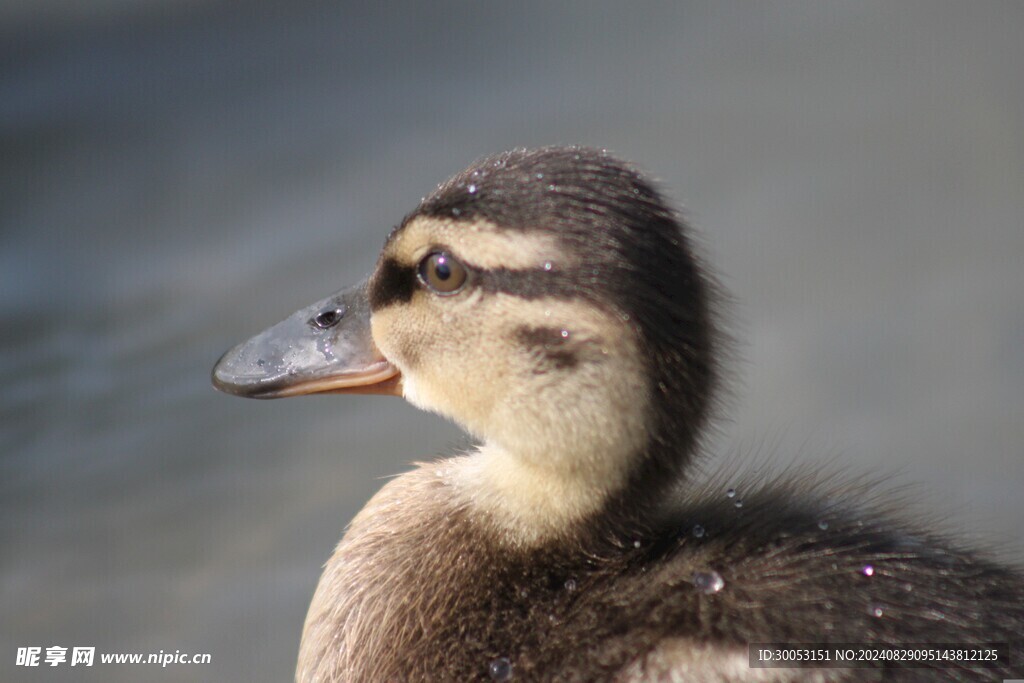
[446,417,702,548]
[447,442,633,547]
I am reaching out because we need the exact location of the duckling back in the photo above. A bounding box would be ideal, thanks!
[297,460,1023,681]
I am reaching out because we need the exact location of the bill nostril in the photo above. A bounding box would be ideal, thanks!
[312,306,346,329]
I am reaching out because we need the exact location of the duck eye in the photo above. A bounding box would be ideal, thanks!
[311,306,345,329]
[418,251,467,295]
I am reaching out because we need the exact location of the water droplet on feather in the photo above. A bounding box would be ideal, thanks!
[489,657,513,681]
[692,570,725,594]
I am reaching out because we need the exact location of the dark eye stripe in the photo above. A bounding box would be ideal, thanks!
[369,257,417,309]
[478,268,579,301]
[369,258,582,311]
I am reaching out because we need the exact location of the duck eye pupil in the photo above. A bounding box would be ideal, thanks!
[419,251,467,295]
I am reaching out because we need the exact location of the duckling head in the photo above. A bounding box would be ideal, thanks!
[214,146,717,543]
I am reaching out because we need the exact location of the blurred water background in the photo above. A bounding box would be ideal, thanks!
[2,2,1023,681]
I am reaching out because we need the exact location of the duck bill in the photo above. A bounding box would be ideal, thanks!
[211,280,401,399]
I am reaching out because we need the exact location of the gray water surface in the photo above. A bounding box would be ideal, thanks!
[3,3,1023,681]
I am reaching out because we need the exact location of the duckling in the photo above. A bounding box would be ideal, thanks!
[213,146,1023,682]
